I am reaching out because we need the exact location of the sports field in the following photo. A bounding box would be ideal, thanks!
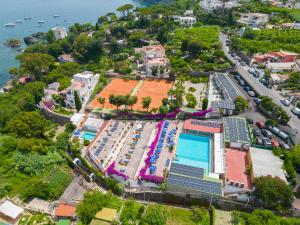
[90,78,139,109]
[133,79,174,111]
[90,78,173,111]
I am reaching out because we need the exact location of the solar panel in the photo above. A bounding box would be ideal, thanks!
[191,120,221,129]
[224,117,250,143]
[170,163,204,179]
[167,173,223,195]
[214,73,239,102]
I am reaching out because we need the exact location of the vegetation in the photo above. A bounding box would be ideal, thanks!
[234,96,248,112]
[142,96,152,112]
[185,93,197,108]
[232,209,300,225]
[120,200,145,225]
[253,176,293,210]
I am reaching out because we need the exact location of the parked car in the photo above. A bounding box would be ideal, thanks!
[256,121,265,129]
[269,126,280,135]
[291,107,300,115]
[253,98,262,104]
[262,137,272,146]
[241,62,246,66]
[248,68,255,74]
[262,129,272,138]
[278,131,289,141]
[238,79,245,86]
[271,139,280,148]
[234,75,241,80]
[256,137,263,145]
[254,127,261,136]
[281,99,290,106]
[279,142,290,150]
[253,72,260,78]
[244,86,251,91]
[248,91,255,97]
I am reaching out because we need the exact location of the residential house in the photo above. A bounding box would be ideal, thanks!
[237,13,269,26]
[266,62,298,73]
[254,50,298,64]
[51,27,68,40]
[141,45,168,78]
[55,203,76,221]
[0,200,24,224]
[62,71,99,109]
[58,54,75,63]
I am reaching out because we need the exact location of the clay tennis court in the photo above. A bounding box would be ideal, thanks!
[90,78,174,111]
[90,78,139,109]
[133,79,174,111]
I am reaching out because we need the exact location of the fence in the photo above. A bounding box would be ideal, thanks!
[124,191,255,213]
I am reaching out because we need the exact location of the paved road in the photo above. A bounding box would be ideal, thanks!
[220,33,300,141]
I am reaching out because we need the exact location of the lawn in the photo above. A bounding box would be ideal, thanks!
[19,213,53,225]
[166,206,210,225]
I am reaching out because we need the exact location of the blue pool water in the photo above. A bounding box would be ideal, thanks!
[175,133,210,173]
[81,132,96,141]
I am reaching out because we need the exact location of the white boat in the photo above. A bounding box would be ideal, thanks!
[4,23,16,27]
[24,16,32,20]
[37,21,45,24]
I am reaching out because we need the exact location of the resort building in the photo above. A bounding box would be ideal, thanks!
[174,16,197,27]
[139,45,169,77]
[254,50,298,64]
[62,71,99,109]
[237,13,269,27]
[266,62,299,73]
[167,119,224,196]
[223,117,251,150]
[51,27,68,40]
[247,147,287,183]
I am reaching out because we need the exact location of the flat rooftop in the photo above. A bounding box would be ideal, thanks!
[249,147,287,182]
[225,148,252,190]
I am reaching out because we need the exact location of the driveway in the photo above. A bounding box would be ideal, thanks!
[220,33,300,141]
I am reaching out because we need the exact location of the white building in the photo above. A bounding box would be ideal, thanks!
[141,45,168,77]
[237,13,269,27]
[63,71,99,109]
[174,15,197,27]
[266,62,299,73]
[51,27,68,40]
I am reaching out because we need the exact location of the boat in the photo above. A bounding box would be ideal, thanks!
[37,21,45,24]
[16,20,23,24]
[4,23,16,27]
[53,15,60,18]
[24,16,32,20]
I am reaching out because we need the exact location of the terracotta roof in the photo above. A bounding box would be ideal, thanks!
[183,119,222,134]
[55,204,76,217]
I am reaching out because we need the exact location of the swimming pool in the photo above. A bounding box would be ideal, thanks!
[81,132,97,141]
[175,133,210,173]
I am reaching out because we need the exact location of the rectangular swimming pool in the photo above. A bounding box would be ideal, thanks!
[81,132,97,141]
[174,133,210,173]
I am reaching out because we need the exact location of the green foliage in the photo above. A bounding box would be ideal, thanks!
[142,96,152,111]
[231,29,300,56]
[6,111,47,138]
[192,207,210,224]
[120,200,145,225]
[232,209,300,225]
[141,205,168,225]
[186,93,197,108]
[254,175,293,210]
[234,96,249,112]
[77,191,122,225]
[74,91,82,112]
[16,53,55,80]
[202,97,208,110]
[83,139,90,146]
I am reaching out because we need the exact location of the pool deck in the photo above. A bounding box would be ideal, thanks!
[145,120,180,178]
[115,121,157,180]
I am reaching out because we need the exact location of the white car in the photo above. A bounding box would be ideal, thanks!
[291,107,300,115]
[262,137,272,146]
[248,91,255,97]
[281,99,290,106]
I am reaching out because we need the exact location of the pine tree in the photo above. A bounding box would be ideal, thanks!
[74,91,82,112]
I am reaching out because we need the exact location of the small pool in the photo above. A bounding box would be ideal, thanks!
[81,132,96,141]
[175,133,210,173]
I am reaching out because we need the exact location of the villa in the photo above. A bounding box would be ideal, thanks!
[58,54,75,63]
[254,50,298,64]
[137,45,169,78]
[237,13,269,27]
[51,27,68,40]
[62,71,99,109]
[167,119,224,196]
[173,10,197,27]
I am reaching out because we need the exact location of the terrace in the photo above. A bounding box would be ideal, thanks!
[114,121,157,180]
[89,120,133,170]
